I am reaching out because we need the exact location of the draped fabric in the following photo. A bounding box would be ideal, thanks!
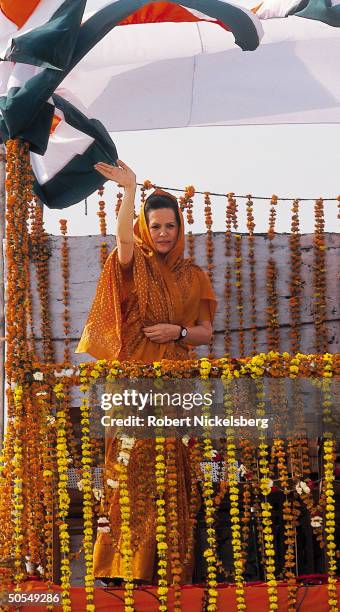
[75,194,217,362]
[76,192,216,582]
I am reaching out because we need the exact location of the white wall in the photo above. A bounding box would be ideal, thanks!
[26,232,340,363]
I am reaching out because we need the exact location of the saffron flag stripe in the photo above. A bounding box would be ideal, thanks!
[0,0,41,28]
[0,0,262,147]
[1,0,87,70]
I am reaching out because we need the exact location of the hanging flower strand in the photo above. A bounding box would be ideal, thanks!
[54,382,72,612]
[30,197,54,364]
[233,198,245,358]
[266,195,280,351]
[97,185,108,268]
[179,185,195,263]
[224,194,236,356]
[59,220,71,363]
[155,435,168,612]
[79,367,95,612]
[204,192,215,358]
[289,199,302,354]
[246,195,257,355]
[313,198,328,353]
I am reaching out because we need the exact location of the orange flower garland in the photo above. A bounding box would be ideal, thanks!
[5,139,32,381]
[30,198,54,364]
[59,220,70,363]
[115,191,123,218]
[246,195,257,355]
[224,194,236,356]
[204,192,215,358]
[97,185,108,268]
[266,195,280,351]
[313,198,328,353]
[179,185,195,264]
[289,199,302,354]
[230,197,245,357]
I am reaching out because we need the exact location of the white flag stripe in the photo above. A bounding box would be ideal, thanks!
[58,17,340,130]
[31,118,94,185]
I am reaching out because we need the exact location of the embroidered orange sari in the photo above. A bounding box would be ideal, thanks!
[75,198,217,582]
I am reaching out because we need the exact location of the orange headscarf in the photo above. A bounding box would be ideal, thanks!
[133,188,185,271]
[75,189,216,361]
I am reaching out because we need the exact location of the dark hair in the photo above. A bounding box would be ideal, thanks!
[144,195,181,227]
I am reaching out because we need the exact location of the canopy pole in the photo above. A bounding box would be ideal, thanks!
[0,143,6,445]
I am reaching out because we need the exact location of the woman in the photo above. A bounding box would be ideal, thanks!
[76,159,217,584]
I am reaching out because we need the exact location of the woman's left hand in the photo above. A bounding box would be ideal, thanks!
[142,324,180,343]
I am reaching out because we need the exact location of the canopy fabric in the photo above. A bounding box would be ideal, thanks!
[0,0,339,209]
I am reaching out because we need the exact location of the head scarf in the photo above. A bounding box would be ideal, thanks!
[133,188,185,271]
[75,188,217,361]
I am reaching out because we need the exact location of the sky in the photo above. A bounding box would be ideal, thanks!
[43,124,340,236]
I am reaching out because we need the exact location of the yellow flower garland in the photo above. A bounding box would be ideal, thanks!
[12,386,25,587]
[155,436,168,611]
[54,382,72,612]
[200,359,218,612]
[222,368,246,611]
[255,379,278,611]
[79,366,95,612]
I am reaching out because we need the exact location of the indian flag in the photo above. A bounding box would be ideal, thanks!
[1,0,340,209]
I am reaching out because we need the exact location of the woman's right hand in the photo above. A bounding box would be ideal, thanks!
[94,159,136,189]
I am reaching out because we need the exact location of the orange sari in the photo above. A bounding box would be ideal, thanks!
[75,198,217,582]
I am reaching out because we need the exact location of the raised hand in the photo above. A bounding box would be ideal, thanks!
[94,159,136,189]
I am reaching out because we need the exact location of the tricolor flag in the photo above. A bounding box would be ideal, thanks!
[0,0,263,208]
[1,0,340,209]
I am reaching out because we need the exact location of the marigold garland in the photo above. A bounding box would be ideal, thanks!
[246,195,257,355]
[313,199,328,353]
[165,438,182,610]
[5,140,32,381]
[79,367,95,612]
[203,193,215,359]
[222,371,246,611]
[59,220,70,363]
[289,199,302,354]
[155,435,168,612]
[230,198,245,358]
[54,382,72,612]
[118,463,135,611]
[199,359,218,612]
[323,437,337,611]
[255,378,278,610]
[115,191,123,218]
[224,194,236,356]
[30,197,54,364]
[272,437,297,610]
[179,185,195,264]
[12,386,25,587]
[97,185,108,268]
[37,390,55,587]
[266,196,280,351]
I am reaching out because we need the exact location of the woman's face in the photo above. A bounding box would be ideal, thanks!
[147,208,179,255]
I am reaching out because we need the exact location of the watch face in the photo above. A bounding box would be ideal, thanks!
[181,327,188,337]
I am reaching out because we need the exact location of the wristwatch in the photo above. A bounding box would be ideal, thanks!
[176,326,188,341]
